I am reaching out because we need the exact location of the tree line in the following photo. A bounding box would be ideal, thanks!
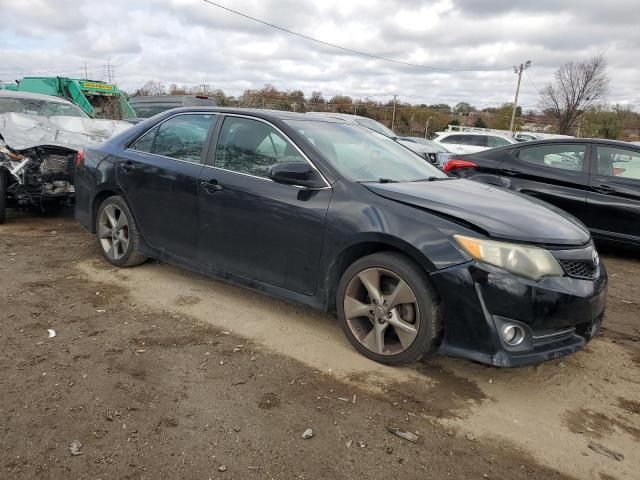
[131,55,639,140]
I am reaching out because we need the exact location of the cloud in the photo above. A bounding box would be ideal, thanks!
[0,0,638,110]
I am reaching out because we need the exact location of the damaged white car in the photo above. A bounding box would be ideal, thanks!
[0,91,132,224]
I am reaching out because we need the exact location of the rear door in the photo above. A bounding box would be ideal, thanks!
[586,144,640,243]
[118,113,218,259]
[498,142,591,224]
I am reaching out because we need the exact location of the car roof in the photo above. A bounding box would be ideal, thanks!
[477,137,640,153]
[150,106,351,124]
[129,95,216,104]
[436,131,512,139]
[304,112,362,123]
[0,89,76,105]
[517,137,640,147]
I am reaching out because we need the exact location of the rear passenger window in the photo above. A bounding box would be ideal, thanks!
[214,117,305,178]
[595,146,640,180]
[440,135,463,144]
[131,114,216,164]
[517,144,586,172]
[488,136,512,148]
[463,135,488,147]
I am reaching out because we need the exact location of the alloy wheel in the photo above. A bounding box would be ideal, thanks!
[98,204,130,261]
[343,267,420,356]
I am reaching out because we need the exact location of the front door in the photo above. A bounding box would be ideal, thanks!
[499,142,591,225]
[586,143,640,243]
[117,113,218,259]
[198,115,332,295]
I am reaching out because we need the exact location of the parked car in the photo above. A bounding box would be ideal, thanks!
[444,138,640,246]
[396,137,452,167]
[129,95,218,119]
[76,108,607,367]
[433,131,518,154]
[0,90,131,223]
[306,112,444,165]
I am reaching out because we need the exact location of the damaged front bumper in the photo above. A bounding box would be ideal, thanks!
[432,247,607,367]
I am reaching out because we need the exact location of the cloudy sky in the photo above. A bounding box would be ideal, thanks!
[1,0,639,110]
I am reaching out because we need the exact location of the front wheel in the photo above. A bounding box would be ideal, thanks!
[96,195,147,267]
[336,252,441,365]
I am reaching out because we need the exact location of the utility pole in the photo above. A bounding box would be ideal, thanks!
[106,59,112,83]
[84,62,88,79]
[353,100,357,116]
[509,61,530,133]
[391,95,397,132]
[425,117,432,139]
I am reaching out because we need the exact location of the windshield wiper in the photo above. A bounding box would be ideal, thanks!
[376,178,397,183]
[409,177,453,182]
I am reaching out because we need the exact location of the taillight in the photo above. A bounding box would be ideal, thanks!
[75,150,85,168]
[443,159,477,173]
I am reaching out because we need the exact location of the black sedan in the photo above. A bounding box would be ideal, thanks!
[75,108,607,367]
[444,138,640,247]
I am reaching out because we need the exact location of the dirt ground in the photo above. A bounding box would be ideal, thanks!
[1,211,639,480]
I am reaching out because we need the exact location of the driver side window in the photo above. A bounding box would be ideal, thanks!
[214,117,305,178]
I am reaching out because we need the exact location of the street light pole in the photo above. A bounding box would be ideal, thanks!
[509,60,531,133]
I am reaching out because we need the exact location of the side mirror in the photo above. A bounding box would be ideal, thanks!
[268,161,325,188]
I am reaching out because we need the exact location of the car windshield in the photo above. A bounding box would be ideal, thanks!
[0,96,89,118]
[400,137,450,153]
[353,117,397,137]
[285,120,447,182]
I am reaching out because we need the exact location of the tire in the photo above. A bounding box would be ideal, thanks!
[96,195,147,267]
[336,252,441,365]
[0,170,6,225]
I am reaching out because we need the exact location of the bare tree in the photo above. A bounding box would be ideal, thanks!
[539,54,609,134]
[137,80,167,96]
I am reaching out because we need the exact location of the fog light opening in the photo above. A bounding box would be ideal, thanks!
[502,325,525,346]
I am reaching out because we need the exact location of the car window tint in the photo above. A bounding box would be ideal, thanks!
[131,114,216,164]
[518,144,586,172]
[440,135,462,144]
[488,136,512,147]
[215,117,305,178]
[131,125,159,152]
[596,146,640,180]
[463,135,488,147]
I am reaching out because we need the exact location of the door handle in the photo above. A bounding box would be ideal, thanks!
[200,180,223,194]
[502,168,521,176]
[120,161,135,173]
[592,184,615,194]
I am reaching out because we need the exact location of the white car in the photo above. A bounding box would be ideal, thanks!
[433,131,517,154]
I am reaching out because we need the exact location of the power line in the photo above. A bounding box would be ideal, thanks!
[200,0,512,72]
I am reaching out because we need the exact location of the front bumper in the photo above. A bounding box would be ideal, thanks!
[431,256,607,367]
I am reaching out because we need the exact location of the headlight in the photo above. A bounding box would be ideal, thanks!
[454,235,564,281]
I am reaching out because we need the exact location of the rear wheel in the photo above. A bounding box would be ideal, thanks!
[96,195,147,267]
[0,171,6,225]
[336,252,441,365]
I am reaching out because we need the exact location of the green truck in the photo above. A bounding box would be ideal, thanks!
[1,77,135,120]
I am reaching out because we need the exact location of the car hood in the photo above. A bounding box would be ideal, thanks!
[365,179,590,246]
[0,112,133,151]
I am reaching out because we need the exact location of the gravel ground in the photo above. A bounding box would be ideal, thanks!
[1,210,638,480]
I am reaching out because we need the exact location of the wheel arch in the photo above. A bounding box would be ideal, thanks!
[322,234,439,312]
[90,188,127,234]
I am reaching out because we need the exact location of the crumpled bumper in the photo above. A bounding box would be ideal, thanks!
[431,258,607,368]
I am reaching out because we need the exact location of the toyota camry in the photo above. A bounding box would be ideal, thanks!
[75,108,607,367]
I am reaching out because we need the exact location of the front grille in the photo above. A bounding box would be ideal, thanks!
[559,259,597,280]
